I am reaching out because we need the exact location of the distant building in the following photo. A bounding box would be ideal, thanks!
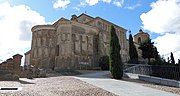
[133,29,150,63]
[134,29,150,44]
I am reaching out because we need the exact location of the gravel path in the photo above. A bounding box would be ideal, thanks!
[0,76,117,96]
[1,71,179,96]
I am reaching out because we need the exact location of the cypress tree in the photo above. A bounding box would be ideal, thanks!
[177,59,180,66]
[154,47,159,61]
[109,25,123,79]
[170,52,175,64]
[128,32,138,63]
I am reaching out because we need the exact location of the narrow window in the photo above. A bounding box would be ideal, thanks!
[72,34,75,53]
[95,36,98,55]
[86,36,88,51]
[56,45,59,56]
[138,37,141,44]
[80,35,82,54]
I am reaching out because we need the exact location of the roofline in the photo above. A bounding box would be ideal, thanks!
[77,13,94,19]
[70,20,99,31]
[87,16,127,32]
[53,17,70,26]
[134,32,149,37]
[24,50,31,55]
[31,25,55,32]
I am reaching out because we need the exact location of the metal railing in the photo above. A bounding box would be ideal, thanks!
[124,64,180,81]
[151,66,180,81]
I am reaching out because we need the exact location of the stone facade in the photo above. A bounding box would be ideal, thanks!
[133,29,150,63]
[134,29,150,44]
[30,25,56,69]
[0,54,23,80]
[24,50,31,66]
[27,13,128,70]
[0,54,22,72]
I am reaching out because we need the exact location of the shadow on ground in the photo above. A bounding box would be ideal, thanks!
[18,79,35,84]
[75,71,112,79]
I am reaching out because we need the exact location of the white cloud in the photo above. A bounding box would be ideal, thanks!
[75,0,119,11]
[102,0,112,3]
[154,33,180,55]
[0,2,46,64]
[79,0,111,6]
[140,0,180,33]
[140,0,180,62]
[113,0,124,7]
[73,7,80,11]
[53,0,70,9]
[125,3,141,10]
[73,1,87,11]
[85,0,99,6]
[79,1,87,6]
[154,33,180,62]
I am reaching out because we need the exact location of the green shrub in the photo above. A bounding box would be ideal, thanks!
[99,56,109,70]
[13,74,19,81]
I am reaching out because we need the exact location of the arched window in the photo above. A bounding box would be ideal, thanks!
[138,37,141,43]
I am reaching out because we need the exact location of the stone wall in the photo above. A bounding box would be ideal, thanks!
[55,22,72,69]
[0,54,23,80]
[134,29,149,44]
[76,14,94,24]
[88,17,128,62]
[31,25,56,69]
[0,54,22,72]
[24,50,30,66]
[28,14,129,70]
[55,21,98,70]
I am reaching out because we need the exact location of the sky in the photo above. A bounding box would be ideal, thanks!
[0,0,180,64]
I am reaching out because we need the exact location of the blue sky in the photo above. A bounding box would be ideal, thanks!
[0,0,180,63]
[2,0,157,37]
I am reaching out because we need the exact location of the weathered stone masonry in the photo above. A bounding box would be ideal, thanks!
[0,54,23,80]
[26,13,128,70]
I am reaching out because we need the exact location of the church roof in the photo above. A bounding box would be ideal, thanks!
[134,29,149,37]
[32,13,127,33]
[86,16,127,32]
[53,17,70,26]
[77,13,94,19]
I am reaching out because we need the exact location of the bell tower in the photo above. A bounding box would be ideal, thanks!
[134,29,149,44]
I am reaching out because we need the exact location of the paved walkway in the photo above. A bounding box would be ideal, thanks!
[74,71,180,96]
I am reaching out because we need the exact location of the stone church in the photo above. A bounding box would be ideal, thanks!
[25,13,149,70]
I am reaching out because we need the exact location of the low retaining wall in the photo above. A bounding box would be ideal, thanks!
[139,75,180,88]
